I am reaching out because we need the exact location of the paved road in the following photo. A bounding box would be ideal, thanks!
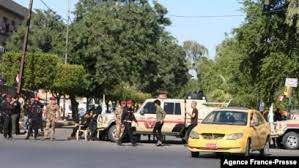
[0,128,298,168]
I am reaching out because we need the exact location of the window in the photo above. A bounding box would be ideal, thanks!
[256,112,265,125]
[142,102,155,114]
[202,111,248,126]
[164,102,174,115]
[251,113,258,124]
[175,103,181,115]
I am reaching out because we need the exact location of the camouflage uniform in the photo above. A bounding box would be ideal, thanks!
[114,106,124,139]
[44,103,60,140]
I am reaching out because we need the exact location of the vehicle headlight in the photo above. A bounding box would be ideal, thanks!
[189,131,201,139]
[225,133,243,140]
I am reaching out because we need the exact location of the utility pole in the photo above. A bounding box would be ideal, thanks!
[63,0,71,119]
[65,0,70,64]
[17,0,33,95]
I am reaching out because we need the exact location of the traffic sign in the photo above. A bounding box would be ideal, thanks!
[285,78,298,87]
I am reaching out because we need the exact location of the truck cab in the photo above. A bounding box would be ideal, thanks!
[270,108,299,149]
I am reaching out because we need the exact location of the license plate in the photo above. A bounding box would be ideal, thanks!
[206,143,217,150]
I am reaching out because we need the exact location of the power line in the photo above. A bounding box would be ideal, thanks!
[39,0,54,13]
[39,0,68,21]
[169,14,244,18]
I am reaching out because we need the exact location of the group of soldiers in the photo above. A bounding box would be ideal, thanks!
[0,94,60,140]
[0,94,21,139]
[1,93,199,145]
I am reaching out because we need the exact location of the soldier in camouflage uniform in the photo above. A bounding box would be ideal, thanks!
[114,100,126,139]
[43,97,60,140]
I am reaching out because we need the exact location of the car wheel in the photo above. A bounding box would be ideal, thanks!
[99,130,109,141]
[191,152,199,158]
[244,139,251,157]
[260,137,270,156]
[282,131,299,150]
[108,125,118,142]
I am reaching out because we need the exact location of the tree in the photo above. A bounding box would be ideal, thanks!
[6,10,66,57]
[183,40,208,66]
[0,52,60,91]
[198,0,299,107]
[286,0,299,32]
[108,82,151,102]
[52,64,87,121]
[70,0,188,97]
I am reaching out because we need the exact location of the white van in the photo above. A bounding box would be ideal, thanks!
[97,98,230,142]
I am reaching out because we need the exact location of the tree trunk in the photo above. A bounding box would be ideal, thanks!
[70,94,79,122]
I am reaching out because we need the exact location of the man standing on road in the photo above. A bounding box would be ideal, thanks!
[25,97,42,140]
[0,94,6,134]
[24,98,34,134]
[43,97,60,141]
[11,95,21,135]
[114,100,126,139]
[153,99,166,146]
[117,100,138,146]
[1,95,13,139]
[184,101,198,142]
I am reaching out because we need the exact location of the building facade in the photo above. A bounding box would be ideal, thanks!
[0,1,28,93]
[0,0,27,47]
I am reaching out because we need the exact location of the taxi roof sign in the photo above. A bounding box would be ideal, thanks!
[285,78,298,87]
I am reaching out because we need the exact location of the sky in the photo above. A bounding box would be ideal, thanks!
[14,0,245,58]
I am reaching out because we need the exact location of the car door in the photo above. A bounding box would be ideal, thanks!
[135,101,157,133]
[249,112,260,149]
[256,112,268,148]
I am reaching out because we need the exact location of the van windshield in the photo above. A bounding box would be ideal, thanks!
[202,111,248,126]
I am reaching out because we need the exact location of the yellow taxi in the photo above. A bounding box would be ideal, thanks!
[187,108,270,157]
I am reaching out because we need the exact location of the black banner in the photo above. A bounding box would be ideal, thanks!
[221,157,299,168]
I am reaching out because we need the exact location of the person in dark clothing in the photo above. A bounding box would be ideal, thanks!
[23,98,34,133]
[153,99,166,146]
[117,100,138,146]
[11,95,21,135]
[67,111,92,140]
[1,95,13,139]
[25,98,43,140]
[89,106,99,141]
[274,108,282,122]
[184,101,198,143]
[0,94,5,134]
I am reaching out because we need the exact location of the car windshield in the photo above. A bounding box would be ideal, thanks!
[202,111,248,126]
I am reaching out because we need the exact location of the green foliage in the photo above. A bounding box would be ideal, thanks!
[108,82,151,102]
[0,52,60,90]
[286,0,299,32]
[175,79,201,98]
[52,64,87,95]
[70,0,188,97]
[6,10,66,57]
[198,0,299,107]
[183,40,208,66]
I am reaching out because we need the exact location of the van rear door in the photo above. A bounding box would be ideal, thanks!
[162,100,185,134]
